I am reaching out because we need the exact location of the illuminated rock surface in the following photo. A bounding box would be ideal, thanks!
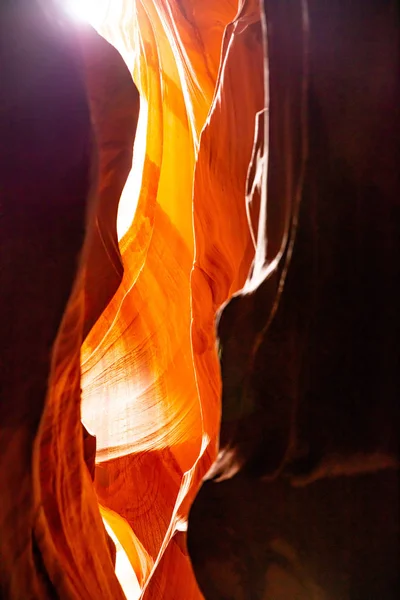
[189,1,400,598]
[1,0,399,599]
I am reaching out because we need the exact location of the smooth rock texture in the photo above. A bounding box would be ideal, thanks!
[1,0,399,599]
[189,0,400,598]
[0,3,132,598]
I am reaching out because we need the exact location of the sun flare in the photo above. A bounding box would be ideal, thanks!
[64,0,110,28]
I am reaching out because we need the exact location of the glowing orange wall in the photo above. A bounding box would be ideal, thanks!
[79,0,265,597]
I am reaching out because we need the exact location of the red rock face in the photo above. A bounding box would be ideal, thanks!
[189,1,400,598]
[1,0,399,599]
[0,4,127,598]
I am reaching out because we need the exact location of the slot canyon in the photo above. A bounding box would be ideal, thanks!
[0,0,399,598]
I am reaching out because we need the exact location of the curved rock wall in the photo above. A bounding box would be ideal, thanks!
[1,0,399,599]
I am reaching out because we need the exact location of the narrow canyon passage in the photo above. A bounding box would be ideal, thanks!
[0,1,399,599]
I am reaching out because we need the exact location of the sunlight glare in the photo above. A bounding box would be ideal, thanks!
[117,98,149,241]
[65,0,110,28]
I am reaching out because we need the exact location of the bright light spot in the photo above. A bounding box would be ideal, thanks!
[63,0,146,242]
[102,518,141,600]
[64,0,110,28]
[117,98,149,241]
